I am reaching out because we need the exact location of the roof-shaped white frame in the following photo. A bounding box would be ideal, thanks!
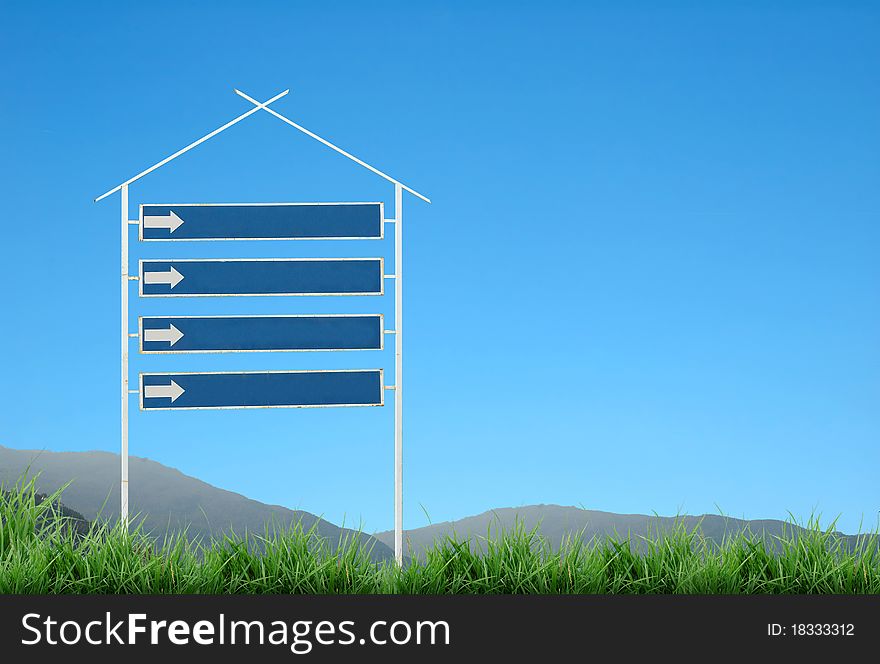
[94,88,430,204]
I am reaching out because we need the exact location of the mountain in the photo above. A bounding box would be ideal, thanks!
[0,489,91,539]
[6,444,873,565]
[374,504,878,560]
[0,444,393,562]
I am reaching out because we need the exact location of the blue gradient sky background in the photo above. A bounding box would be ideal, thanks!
[0,1,878,533]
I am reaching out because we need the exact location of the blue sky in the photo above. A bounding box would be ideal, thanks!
[0,1,878,533]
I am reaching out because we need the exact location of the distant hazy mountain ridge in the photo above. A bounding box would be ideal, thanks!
[1,489,91,539]
[0,444,394,561]
[3,444,874,565]
[374,505,877,560]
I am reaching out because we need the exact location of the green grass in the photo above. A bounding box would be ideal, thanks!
[2,477,878,594]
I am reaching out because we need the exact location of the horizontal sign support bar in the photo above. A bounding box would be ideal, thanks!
[138,258,384,297]
[140,370,384,410]
[139,315,384,353]
[139,202,384,241]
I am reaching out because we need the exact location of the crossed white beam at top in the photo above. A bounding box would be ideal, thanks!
[234,89,429,203]
[94,88,430,204]
[95,89,289,202]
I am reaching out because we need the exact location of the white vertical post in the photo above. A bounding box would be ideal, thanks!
[120,184,129,529]
[394,183,403,565]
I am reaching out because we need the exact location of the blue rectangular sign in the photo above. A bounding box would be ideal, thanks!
[139,315,384,353]
[139,258,384,297]
[139,202,383,241]
[140,370,384,410]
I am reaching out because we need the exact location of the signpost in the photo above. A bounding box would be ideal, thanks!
[95,88,429,566]
[140,202,384,241]
[139,258,384,297]
[141,370,384,410]
[139,315,384,353]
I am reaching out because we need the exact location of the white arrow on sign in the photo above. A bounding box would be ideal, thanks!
[143,380,185,403]
[143,211,185,233]
[143,266,185,289]
[143,324,184,347]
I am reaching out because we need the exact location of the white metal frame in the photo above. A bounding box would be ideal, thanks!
[138,314,385,353]
[96,90,293,203]
[138,257,385,297]
[393,183,404,564]
[230,89,430,204]
[139,369,385,411]
[97,88,428,566]
[120,185,130,528]
[139,201,385,241]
